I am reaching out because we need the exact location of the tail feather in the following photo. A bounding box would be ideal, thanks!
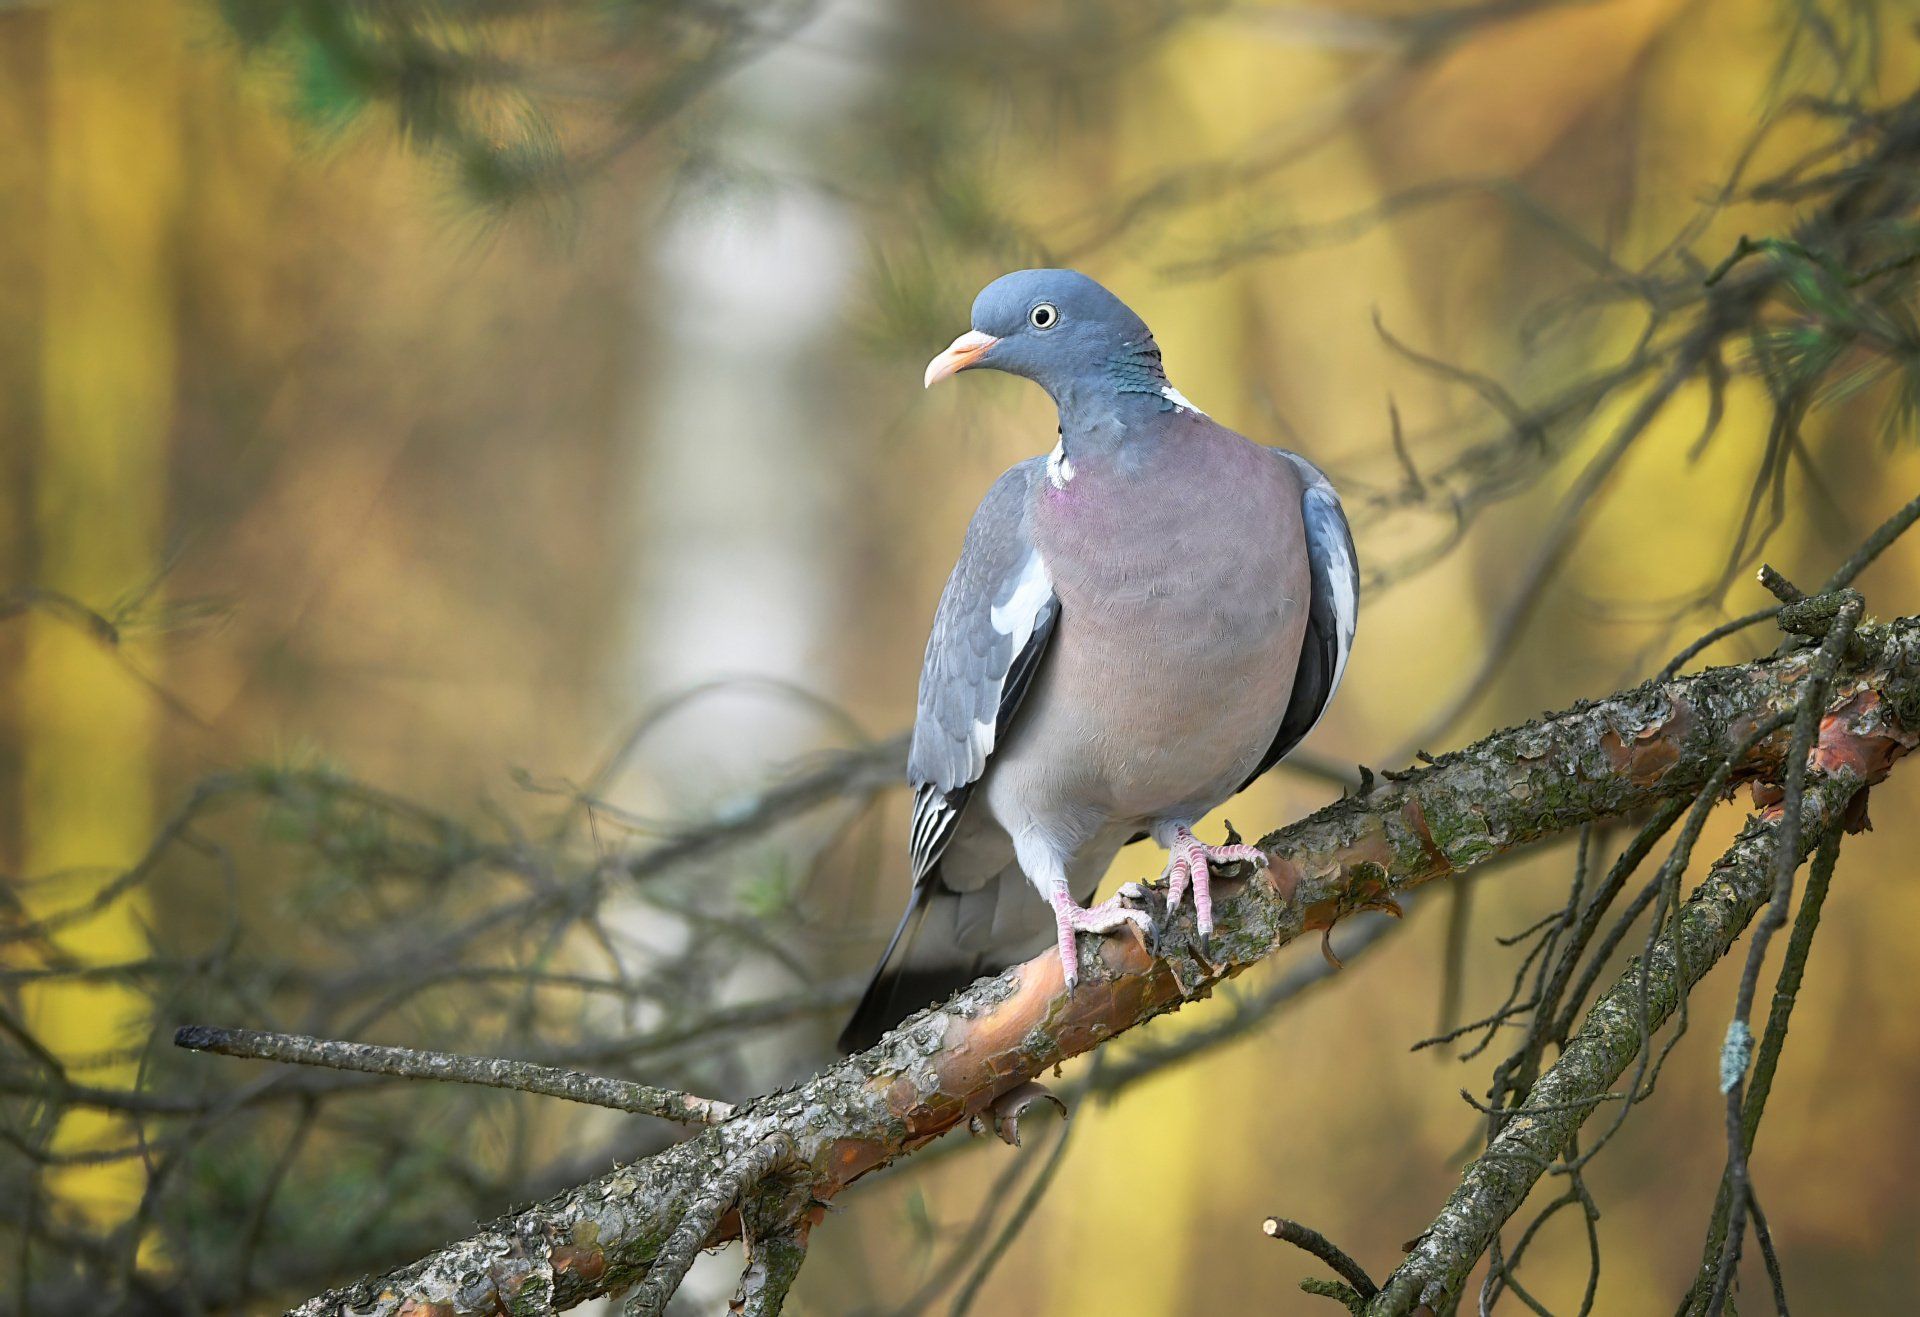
[837,861,1047,1054]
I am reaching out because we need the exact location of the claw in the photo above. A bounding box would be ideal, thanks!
[1113,882,1157,954]
[1149,825,1269,960]
[1049,883,1150,990]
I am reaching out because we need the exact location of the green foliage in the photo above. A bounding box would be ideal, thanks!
[290,41,369,128]
[211,0,808,210]
[737,854,799,922]
[1734,223,1920,442]
[219,0,570,201]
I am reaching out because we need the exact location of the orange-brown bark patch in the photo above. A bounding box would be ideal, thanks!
[1813,690,1915,780]
[1600,700,1691,785]
[1295,825,1396,932]
[1299,896,1342,933]
[550,1241,607,1285]
[1402,795,1449,874]
[823,1136,894,1185]
[1334,823,1397,874]
[1263,853,1304,903]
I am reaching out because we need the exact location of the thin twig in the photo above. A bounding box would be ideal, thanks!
[1681,825,1841,1314]
[626,1137,793,1317]
[173,1026,735,1125]
[1660,607,1782,679]
[1707,593,1863,1315]
[1398,348,1705,755]
[1747,1183,1791,1316]
[1264,1216,1379,1298]
[1371,768,1876,1313]
[947,1107,1075,1317]
[1821,490,1920,591]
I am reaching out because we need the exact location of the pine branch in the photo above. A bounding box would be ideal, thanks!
[286,608,1920,1317]
[1368,773,1865,1314]
[173,1026,735,1125]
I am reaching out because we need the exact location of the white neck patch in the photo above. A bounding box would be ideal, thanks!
[1161,384,1205,415]
[1046,439,1075,489]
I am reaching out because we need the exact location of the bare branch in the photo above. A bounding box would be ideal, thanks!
[1264,1215,1380,1300]
[288,611,1920,1316]
[1704,592,1864,1313]
[173,1026,735,1126]
[730,1216,812,1317]
[626,1137,794,1317]
[1367,733,1897,1311]
[1397,349,1706,754]
[1679,827,1839,1315]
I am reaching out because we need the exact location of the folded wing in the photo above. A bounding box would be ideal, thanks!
[1236,450,1359,792]
[840,459,1058,1051]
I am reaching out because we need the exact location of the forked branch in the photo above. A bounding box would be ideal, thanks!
[264,601,1920,1316]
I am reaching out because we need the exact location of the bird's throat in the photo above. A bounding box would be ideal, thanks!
[1046,437,1076,490]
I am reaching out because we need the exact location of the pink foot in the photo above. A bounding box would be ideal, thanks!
[1161,825,1267,949]
[1048,881,1151,990]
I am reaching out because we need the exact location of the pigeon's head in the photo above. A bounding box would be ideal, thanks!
[924,270,1158,400]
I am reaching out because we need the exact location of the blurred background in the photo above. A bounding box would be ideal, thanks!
[5,0,1920,1312]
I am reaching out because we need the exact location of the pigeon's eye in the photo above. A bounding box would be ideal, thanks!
[1028,302,1059,330]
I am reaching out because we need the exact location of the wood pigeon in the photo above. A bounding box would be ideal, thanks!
[838,270,1358,1054]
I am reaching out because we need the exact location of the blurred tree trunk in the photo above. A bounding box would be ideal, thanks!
[617,1,887,782]
[606,2,895,1294]
[18,0,178,1222]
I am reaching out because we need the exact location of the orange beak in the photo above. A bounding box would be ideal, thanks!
[924,330,999,388]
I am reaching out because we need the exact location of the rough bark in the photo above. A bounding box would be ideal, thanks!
[290,615,1920,1317]
[172,1027,736,1124]
[1368,773,1863,1314]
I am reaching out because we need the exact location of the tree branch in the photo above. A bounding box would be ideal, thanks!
[624,1137,794,1317]
[728,1210,814,1316]
[1679,826,1840,1315]
[1265,1215,1380,1300]
[286,611,1920,1317]
[172,1026,735,1126]
[1367,771,1867,1313]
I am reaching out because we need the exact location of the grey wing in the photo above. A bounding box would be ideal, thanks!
[1236,451,1359,792]
[906,458,1057,882]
